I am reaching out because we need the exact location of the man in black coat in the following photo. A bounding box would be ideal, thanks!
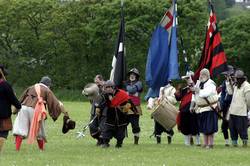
[0,65,21,153]
[101,80,130,148]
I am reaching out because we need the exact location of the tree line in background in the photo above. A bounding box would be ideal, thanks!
[0,0,249,90]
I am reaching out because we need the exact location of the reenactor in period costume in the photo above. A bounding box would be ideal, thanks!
[191,68,218,149]
[154,80,176,144]
[101,80,133,148]
[82,80,106,146]
[0,65,21,153]
[218,65,234,146]
[226,69,250,147]
[175,72,200,146]
[94,74,105,93]
[13,76,75,151]
[125,68,143,145]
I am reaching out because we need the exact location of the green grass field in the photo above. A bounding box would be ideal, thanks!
[1,102,250,166]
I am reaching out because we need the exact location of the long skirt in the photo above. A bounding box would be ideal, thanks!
[199,110,218,135]
[178,111,199,135]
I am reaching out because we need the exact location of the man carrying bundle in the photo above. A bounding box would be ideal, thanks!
[82,76,106,146]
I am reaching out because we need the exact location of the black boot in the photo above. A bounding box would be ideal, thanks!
[190,137,194,145]
[101,143,110,148]
[156,136,161,144]
[243,140,248,148]
[115,143,122,148]
[116,140,123,148]
[96,138,103,146]
[134,136,139,145]
[101,139,110,148]
[167,136,172,144]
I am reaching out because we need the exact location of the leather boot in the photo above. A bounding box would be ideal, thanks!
[156,136,161,144]
[134,136,139,145]
[96,138,103,146]
[167,136,172,144]
[115,140,123,148]
[101,139,110,148]
[190,137,194,145]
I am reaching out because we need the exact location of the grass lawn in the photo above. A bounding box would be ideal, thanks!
[1,102,250,166]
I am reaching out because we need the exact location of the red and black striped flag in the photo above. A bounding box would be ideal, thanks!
[176,2,228,126]
[110,1,126,89]
[193,1,227,81]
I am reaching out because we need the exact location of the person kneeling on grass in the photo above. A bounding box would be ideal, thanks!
[12,76,75,151]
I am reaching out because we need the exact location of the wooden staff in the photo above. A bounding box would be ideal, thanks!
[0,68,6,81]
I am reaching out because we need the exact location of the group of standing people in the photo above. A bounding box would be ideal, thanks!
[85,65,250,149]
[177,67,250,148]
[146,67,250,148]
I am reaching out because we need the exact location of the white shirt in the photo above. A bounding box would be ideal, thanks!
[229,81,250,116]
[192,79,218,113]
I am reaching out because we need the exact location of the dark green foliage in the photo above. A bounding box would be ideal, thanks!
[219,12,250,78]
[0,0,249,92]
[225,0,235,7]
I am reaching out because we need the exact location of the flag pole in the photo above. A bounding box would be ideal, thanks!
[180,37,190,73]
[121,0,126,83]
[174,0,189,74]
[208,0,214,12]
[175,0,191,74]
[121,0,124,7]
[0,69,6,81]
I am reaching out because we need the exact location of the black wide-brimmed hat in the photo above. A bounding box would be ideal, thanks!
[62,115,76,134]
[221,65,234,75]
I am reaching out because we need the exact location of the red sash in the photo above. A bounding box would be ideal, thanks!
[28,84,47,144]
[110,89,130,107]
